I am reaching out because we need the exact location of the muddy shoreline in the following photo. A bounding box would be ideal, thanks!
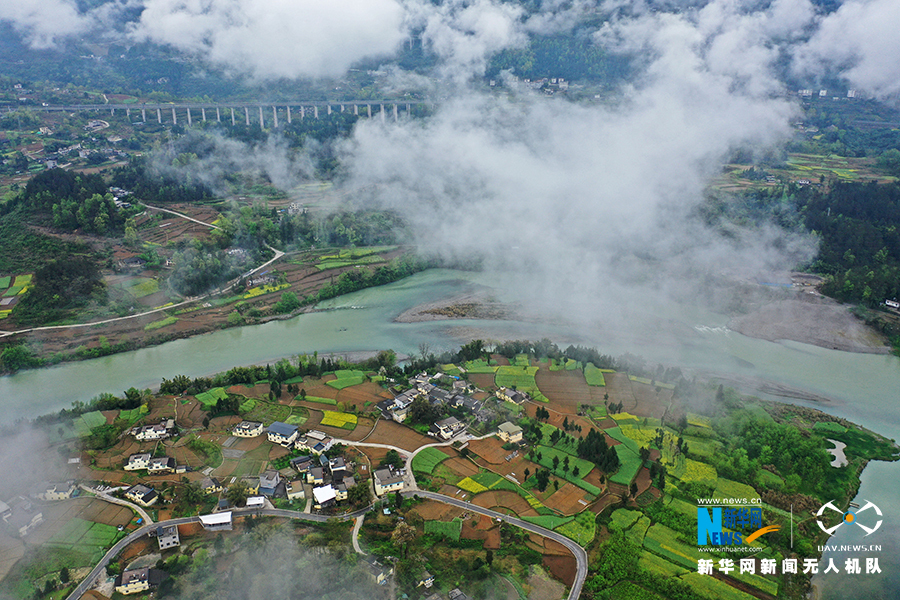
[727,294,891,355]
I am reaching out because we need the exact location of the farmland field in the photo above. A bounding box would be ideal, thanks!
[424,518,463,541]
[522,515,574,529]
[609,444,643,486]
[412,447,451,474]
[195,387,229,408]
[144,316,177,331]
[638,551,688,577]
[554,510,596,546]
[326,370,367,390]
[319,410,357,430]
[583,364,606,386]
[495,365,547,401]
[299,395,338,405]
[680,573,756,600]
[124,278,159,298]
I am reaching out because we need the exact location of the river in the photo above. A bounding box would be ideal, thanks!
[1,268,898,597]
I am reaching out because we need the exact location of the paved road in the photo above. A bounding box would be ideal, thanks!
[0,203,283,339]
[405,491,588,600]
[78,485,154,525]
[352,514,366,555]
[67,491,585,600]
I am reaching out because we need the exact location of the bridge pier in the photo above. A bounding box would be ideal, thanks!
[172,107,177,124]
[287,106,291,124]
[393,104,398,122]
[380,104,385,122]
[340,104,345,113]
[272,106,278,128]
[258,106,264,128]
[126,108,130,119]
[110,108,115,116]
[201,107,206,122]
[141,108,146,122]
[157,108,162,123]
[245,107,250,126]
[314,106,319,119]
[300,106,304,120]
[354,105,358,116]
[327,105,332,116]
[186,108,192,126]
[216,107,221,122]
[367,104,371,117]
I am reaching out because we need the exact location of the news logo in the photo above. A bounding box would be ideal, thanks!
[697,506,780,546]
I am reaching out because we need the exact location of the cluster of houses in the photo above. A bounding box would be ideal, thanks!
[130,419,175,441]
[376,372,496,436]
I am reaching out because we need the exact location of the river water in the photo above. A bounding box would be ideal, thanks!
[1,268,898,597]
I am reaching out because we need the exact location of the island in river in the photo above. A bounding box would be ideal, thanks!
[2,341,896,600]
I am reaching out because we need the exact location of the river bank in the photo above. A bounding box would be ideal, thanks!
[728,294,891,354]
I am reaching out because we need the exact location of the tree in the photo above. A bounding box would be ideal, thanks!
[524,467,530,480]
[59,567,69,584]
[348,480,372,507]
[486,549,493,566]
[552,455,560,471]
[394,490,403,509]
[381,449,404,470]
[226,481,250,507]
[630,482,638,498]
[391,521,417,558]
[536,469,550,492]
[572,465,579,478]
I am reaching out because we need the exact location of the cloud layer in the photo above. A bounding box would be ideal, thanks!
[129,0,408,79]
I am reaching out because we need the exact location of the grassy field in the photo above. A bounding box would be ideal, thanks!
[583,364,606,386]
[298,395,338,405]
[532,445,601,495]
[609,508,643,532]
[244,401,291,424]
[319,410,357,430]
[495,365,548,402]
[610,445,643,487]
[412,448,451,474]
[125,277,159,298]
[424,518,462,541]
[554,510,596,546]
[464,359,498,374]
[144,316,177,331]
[326,370,367,390]
[195,387,228,408]
[522,515,574,529]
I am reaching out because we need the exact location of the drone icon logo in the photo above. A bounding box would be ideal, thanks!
[816,500,883,536]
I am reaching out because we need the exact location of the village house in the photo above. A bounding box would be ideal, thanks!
[312,484,337,509]
[287,479,305,500]
[36,481,76,501]
[124,453,151,471]
[134,421,172,441]
[295,430,333,454]
[124,485,158,507]
[114,568,166,595]
[3,499,43,538]
[433,417,465,440]
[496,387,528,404]
[290,455,314,474]
[497,421,523,444]
[258,470,282,497]
[199,512,232,531]
[328,457,347,479]
[199,477,223,494]
[240,477,261,495]
[365,556,393,585]
[307,467,325,486]
[885,299,900,310]
[373,467,405,497]
[417,570,435,588]
[148,457,176,474]
[246,496,265,509]
[266,422,299,447]
[376,394,413,422]
[334,476,357,501]
[233,421,264,437]
[152,524,180,550]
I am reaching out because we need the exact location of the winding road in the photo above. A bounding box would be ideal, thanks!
[0,203,284,339]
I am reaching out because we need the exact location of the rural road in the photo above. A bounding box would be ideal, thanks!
[404,490,588,600]
[0,203,283,339]
[67,491,586,600]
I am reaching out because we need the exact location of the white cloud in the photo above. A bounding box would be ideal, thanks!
[0,0,93,48]
[793,0,900,99]
[129,0,408,79]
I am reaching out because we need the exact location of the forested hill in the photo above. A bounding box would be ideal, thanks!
[795,181,900,306]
